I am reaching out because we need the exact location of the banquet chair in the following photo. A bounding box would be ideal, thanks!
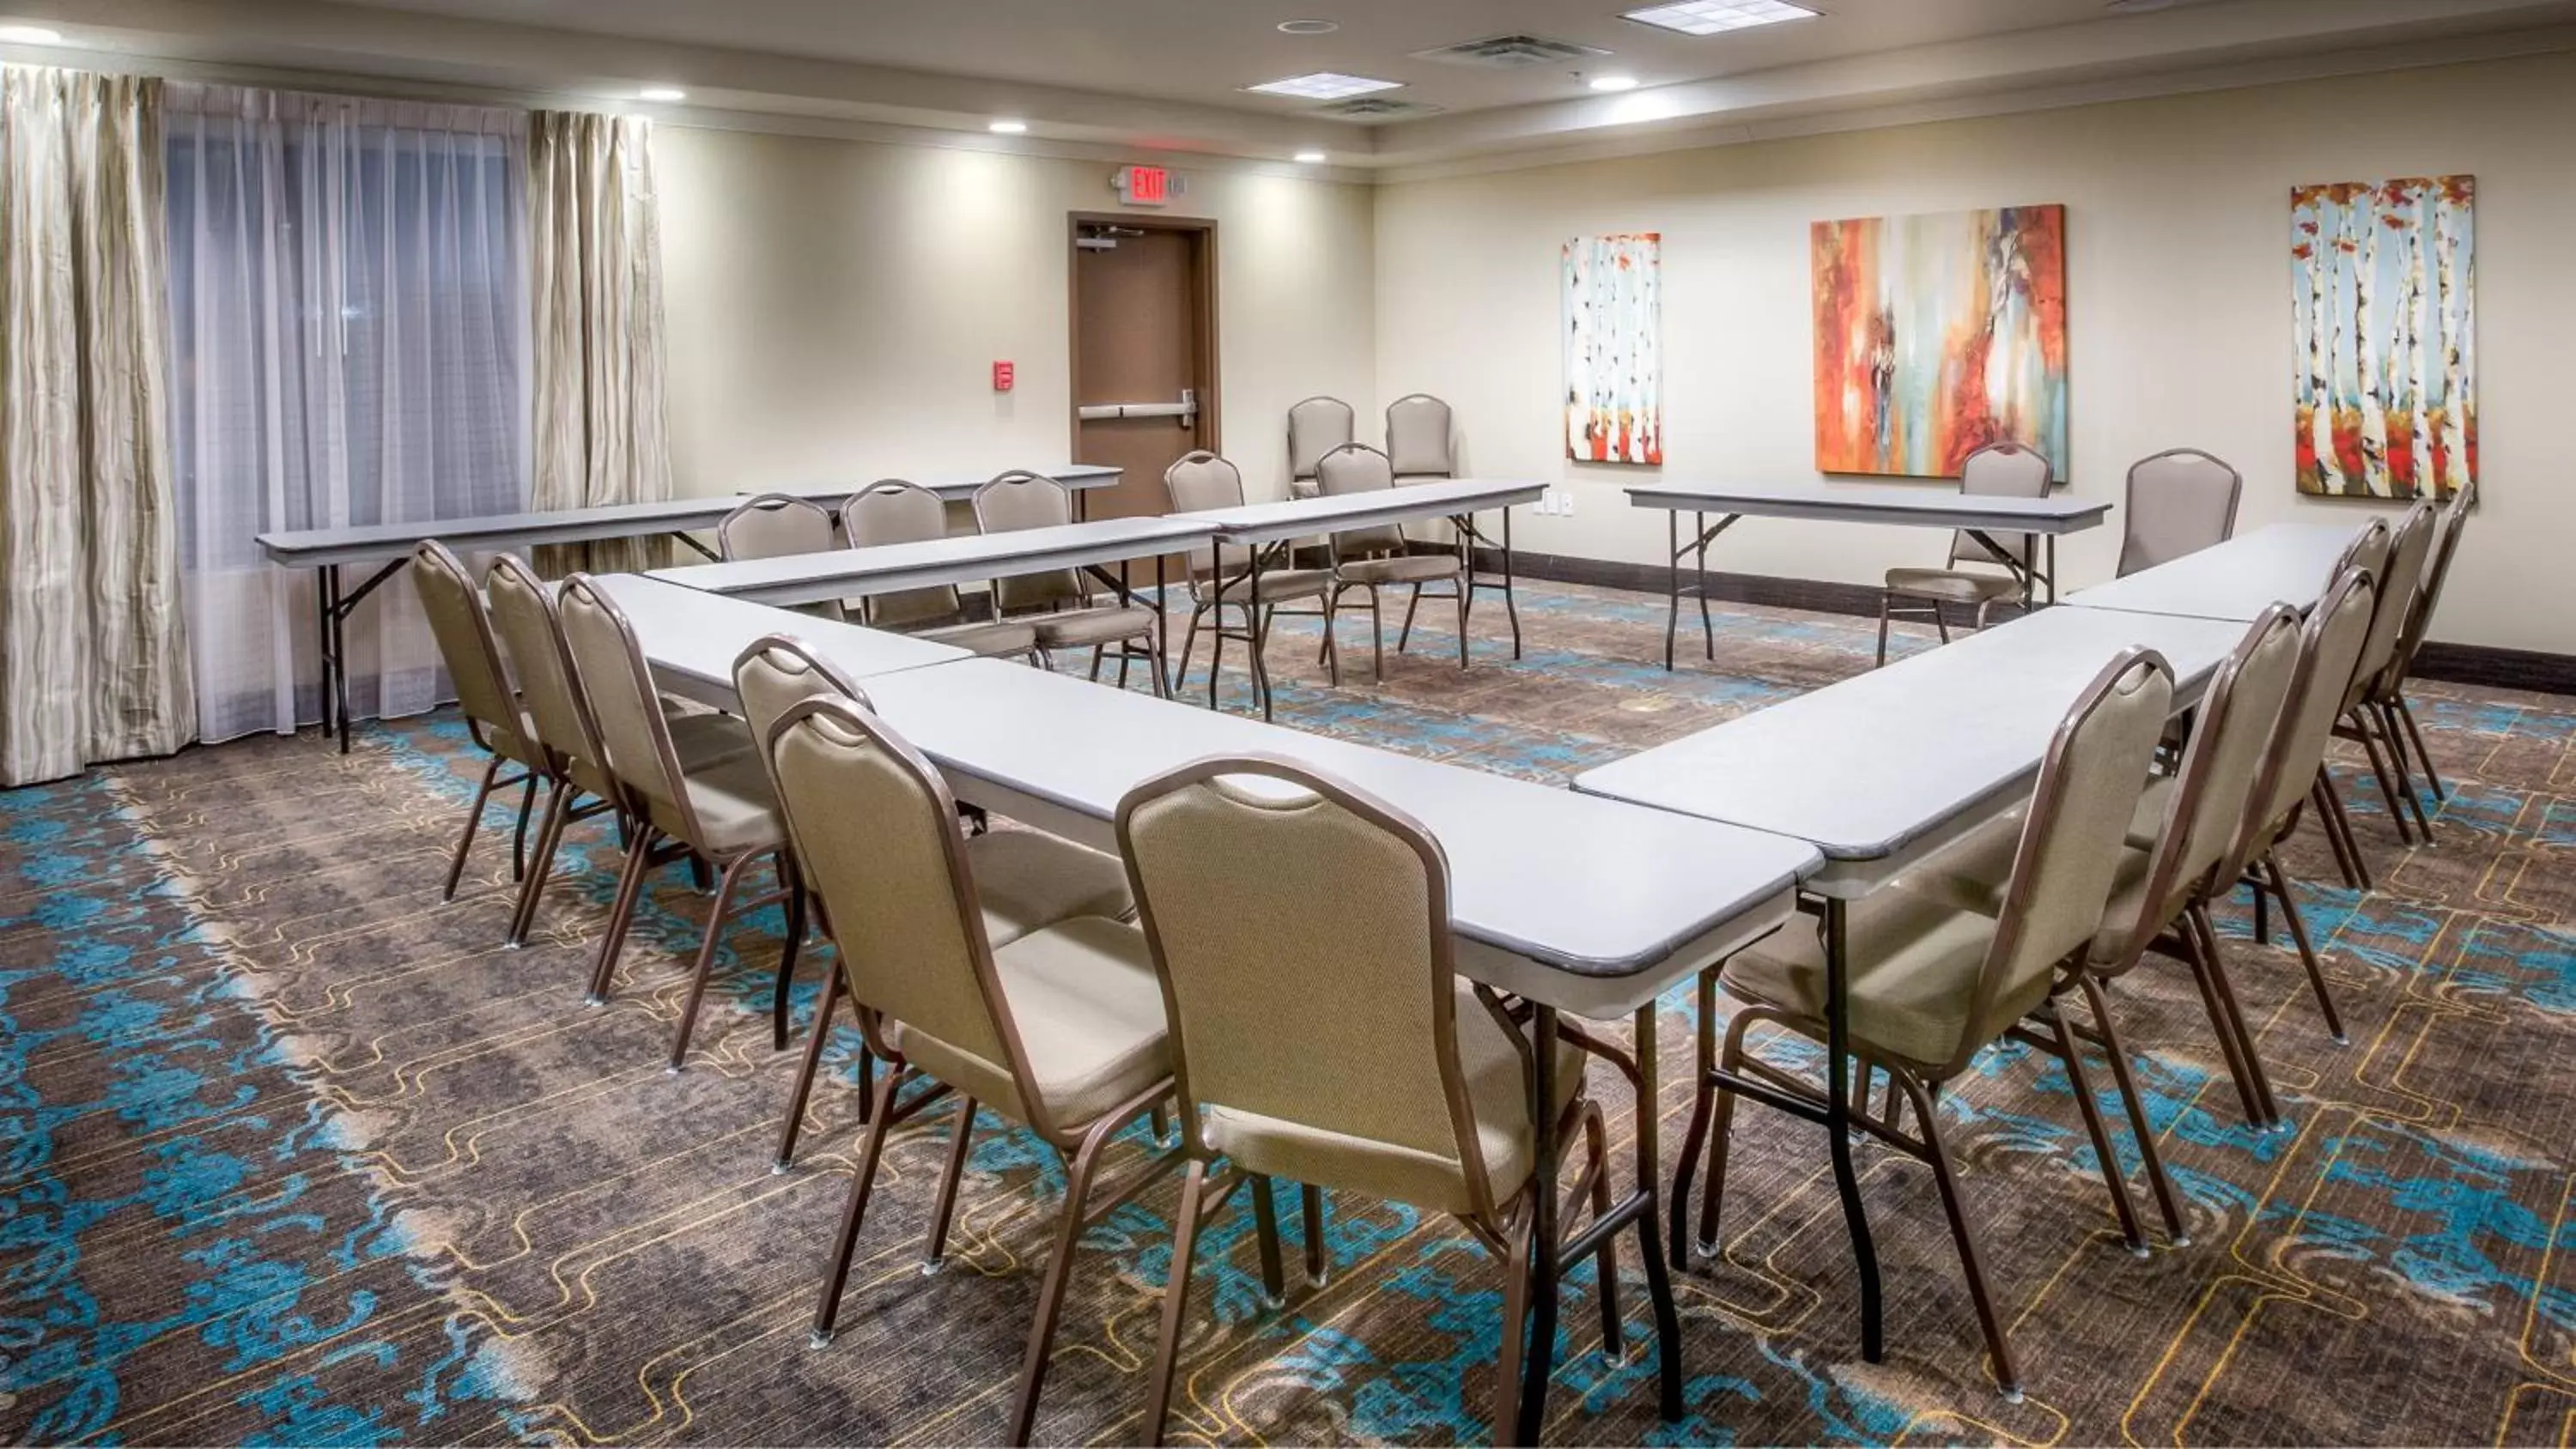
[1315,443,1469,682]
[1384,393,1456,478]
[2114,449,2242,577]
[973,470,1167,694]
[729,635,1132,1170]
[716,492,845,621]
[1163,452,1334,708]
[556,573,808,1069]
[1285,394,1355,500]
[763,693,1171,1446]
[1118,755,1644,1444]
[410,540,544,906]
[2303,519,2392,887]
[1877,442,2055,666]
[2331,501,2439,845]
[2370,477,2475,808]
[839,481,1041,660]
[1682,647,2174,1400]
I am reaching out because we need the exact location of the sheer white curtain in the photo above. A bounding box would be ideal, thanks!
[165,83,528,743]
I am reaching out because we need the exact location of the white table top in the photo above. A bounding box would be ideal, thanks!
[760,464,1122,506]
[1626,479,2111,535]
[1180,478,1543,546]
[645,515,1216,609]
[854,658,1819,1014]
[260,495,756,569]
[1573,604,2251,894]
[586,573,968,712]
[2066,522,2365,622]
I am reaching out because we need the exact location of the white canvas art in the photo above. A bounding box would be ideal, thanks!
[1562,233,1663,466]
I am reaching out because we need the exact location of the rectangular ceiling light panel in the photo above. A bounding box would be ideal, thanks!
[1621,0,1820,36]
[1243,71,1406,100]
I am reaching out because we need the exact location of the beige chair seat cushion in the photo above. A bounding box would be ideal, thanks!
[898,915,1168,1128]
[1336,554,1459,587]
[963,830,1135,946]
[666,742,787,855]
[918,619,1040,658]
[1720,885,2032,1072]
[561,708,750,806]
[1029,606,1158,649]
[1204,567,1334,603]
[1202,981,1584,1217]
[1883,567,2023,603]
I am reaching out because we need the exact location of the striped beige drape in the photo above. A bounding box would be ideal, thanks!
[0,67,194,786]
[528,109,672,578]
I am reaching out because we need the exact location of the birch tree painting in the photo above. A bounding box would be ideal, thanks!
[2292,177,2476,500]
[1563,233,1663,465]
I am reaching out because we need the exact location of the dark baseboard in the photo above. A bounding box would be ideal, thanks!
[1481,547,2576,698]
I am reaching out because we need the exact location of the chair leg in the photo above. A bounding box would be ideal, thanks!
[2263,852,2349,1045]
[668,850,761,1071]
[1004,1118,1118,1446]
[505,778,572,947]
[2043,1003,2148,1257]
[2348,708,2417,846]
[774,965,843,1171]
[1875,594,1893,668]
[1300,1184,1327,1286]
[585,824,659,1004]
[1145,622,1171,701]
[923,1094,978,1273]
[1368,586,1385,680]
[1250,1176,1288,1309]
[1321,586,1344,687]
[2079,973,2188,1244]
[2189,903,2285,1128]
[442,755,504,901]
[1695,1007,1755,1258]
[2397,694,2446,802]
[1398,582,1422,653]
[1933,605,1952,646]
[811,1062,908,1346]
[1893,1071,2023,1402]
[1668,971,1720,1269]
[1142,1158,1212,1446]
[1453,567,1471,671]
[510,772,538,882]
[2308,778,2366,891]
[1493,1200,1534,1446]
[1584,1106,1626,1362]
[770,858,808,1052]
[2378,700,2436,841]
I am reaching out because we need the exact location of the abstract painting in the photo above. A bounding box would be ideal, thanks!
[1562,233,1662,465]
[2292,177,2476,500]
[1812,204,2068,479]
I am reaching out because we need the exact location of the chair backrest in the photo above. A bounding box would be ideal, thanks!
[2344,500,2436,709]
[1315,443,1406,558]
[719,493,835,562]
[841,480,966,629]
[556,573,707,846]
[485,554,614,800]
[764,694,1040,1126]
[732,633,869,749]
[2116,449,2242,577]
[2102,606,2303,968]
[2329,516,2391,598]
[1163,451,1251,581]
[1384,394,1455,478]
[1118,753,1506,1224]
[972,470,1084,615]
[1287,396,1356,486]
[410,540,522,753]
[2251,567,2378,835]
[1949,648,2174,1075]
[2391,477,2474,682]
[1947,441,2053,569]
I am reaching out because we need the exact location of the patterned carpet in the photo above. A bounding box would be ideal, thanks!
[4,580,2572,1446]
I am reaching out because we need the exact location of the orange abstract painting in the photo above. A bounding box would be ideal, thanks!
[1812,204,2068,479]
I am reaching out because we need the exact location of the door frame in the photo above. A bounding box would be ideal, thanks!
[1066,211,1222,470]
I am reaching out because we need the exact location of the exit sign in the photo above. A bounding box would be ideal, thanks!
[1114,165,1180,206]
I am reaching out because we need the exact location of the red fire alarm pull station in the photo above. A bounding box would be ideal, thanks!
[993,361,1014,392]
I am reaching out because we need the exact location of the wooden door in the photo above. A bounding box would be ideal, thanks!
[1070,216,1217,522]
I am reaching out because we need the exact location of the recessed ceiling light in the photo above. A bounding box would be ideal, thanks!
[988,118,1028,134]
[1621,0,1820,37]
[0,22,64,44]
[1293,149,1328,163]
[1588,74,1640,92]
[1276,18,1340,34]
[1243,71,1404,100]
[638,86,687,102]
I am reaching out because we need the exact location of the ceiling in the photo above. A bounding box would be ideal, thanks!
[21,0,2576,173]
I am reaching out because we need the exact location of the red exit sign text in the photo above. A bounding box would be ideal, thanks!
[1114,165,1177,206]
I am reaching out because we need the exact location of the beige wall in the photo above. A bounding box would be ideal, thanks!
[1374,54,2576,654]
[655,126,1377,508]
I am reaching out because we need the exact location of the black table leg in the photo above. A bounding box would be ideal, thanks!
[1664,512,1681,672]
[1249,543,1271,722]
[1821,895,1885,1361]
[1501,507,1522,659]
[1515,1004,1564,1446]
[325,564,350,754]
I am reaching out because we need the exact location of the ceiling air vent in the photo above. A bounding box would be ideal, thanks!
[1411,34,1610,68]
[1315,96,1445,120]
